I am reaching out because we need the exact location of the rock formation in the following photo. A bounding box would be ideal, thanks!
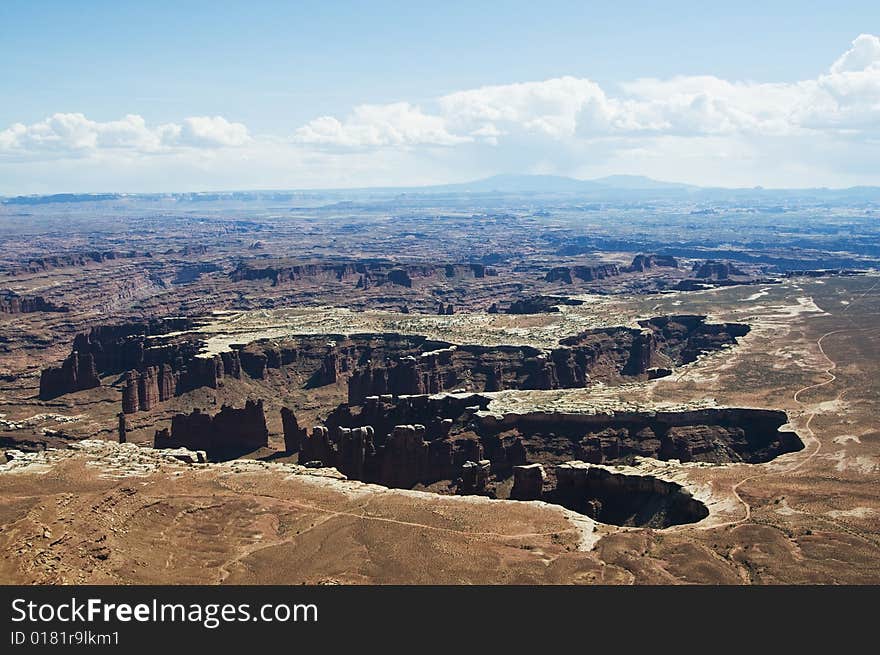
[546,264,620,284]
[623,254,679,272]
[0,292,67,314]
[510,463,546,500]
[346,316,749,403]
[300,425,335,466]
[280,407,307,452]
[122,364,179,413]
[505,296,584,314]
[229,260,495,288]
[336,426,375,480]
[5,250,140,276]
[552,462,708,527]
[458,460,491,495]
[153,400,269,459]
[477,406,802,466]
[693,260,747,279]
[39,352,100,399]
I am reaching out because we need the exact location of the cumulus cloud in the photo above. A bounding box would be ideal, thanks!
[2,34,879,189]
[0,113,249,159]
[291,34,880,148]
[294,102,469,147]
[172,116,251,147]
[830,33,880,73]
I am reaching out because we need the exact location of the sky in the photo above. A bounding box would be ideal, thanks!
[1,1,879,194]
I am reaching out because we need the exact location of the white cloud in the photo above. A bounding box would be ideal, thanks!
[2,34,879,190]
[172,116,251,147]
[0,113,249,159]
[830,33,880,73]
[292,34,880,147]
[440,76,612,139]
[294,102,469,147]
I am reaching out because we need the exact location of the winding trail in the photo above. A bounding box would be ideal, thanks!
[699,328,842,531]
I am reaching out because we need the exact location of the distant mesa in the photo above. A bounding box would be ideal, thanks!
[229,259,494,288]
[3,250,143,276]
[0,291,68,314]
[692,260,747,280]
[545,254,678,285]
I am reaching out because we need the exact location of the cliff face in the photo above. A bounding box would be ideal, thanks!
[296,394,504,488]
[229,260,495,288]
[294,394,801,502]
[38,318,245,409]
[551,463,709,528]
[546,264,621,284]
[693,260,747,279]
[0,292,67,314]
[478,407,802,466]
[153,400,268,459]
[623,254,679,272]
[122,364,177,413]
[39,352,100,399]
[546,254,679,282]
[280,407,307,453]
[69,319,198,374]
[346,315,749,403]
[40,314,748,412]
[4,250,141,276]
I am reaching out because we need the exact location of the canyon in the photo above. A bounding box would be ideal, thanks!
[1,190,877,585]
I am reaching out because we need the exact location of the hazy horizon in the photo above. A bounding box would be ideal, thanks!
[6,171,880,200]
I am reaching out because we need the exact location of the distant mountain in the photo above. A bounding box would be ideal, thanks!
[433,174,603,193]
[418,173,698,194]
[591,174,697,190]
[2,192,125,205]
[4,174,880,205]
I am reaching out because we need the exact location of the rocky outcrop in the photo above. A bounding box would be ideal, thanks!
[153,400,268,459]
[5,250,141,275]
[39,352,100,399]
[478,406,803,466]
[39,318,249,409]
[380,425,428,488]
[547,256,677,283]
[0,292,67,314]
[387,269,412,288]
[693,260,747,279]
[346,316,749,403]
[336,426,375,480]
[61,318,198,374]
[171,262,221,285]
[280,407,307,453]
[546,267,573,284]
[458,460,491,495]
[510,463,545,500]
[300,426,335,466]
[231,262,363,286]
[546,264,620,284]
[229,260,495,288]
[122,364,178,413]
[623,254,679,272]
[314,394,500,487]
[505,296,584,314]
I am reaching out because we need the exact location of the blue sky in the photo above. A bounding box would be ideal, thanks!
[1,1,879,193]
